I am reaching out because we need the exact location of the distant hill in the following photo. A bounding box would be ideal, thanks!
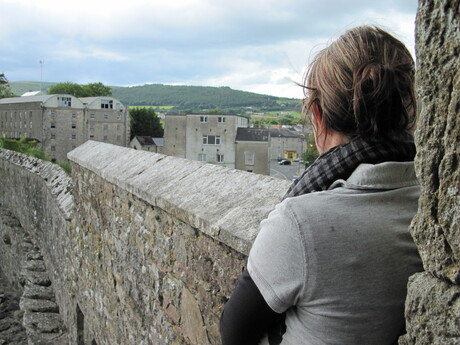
[9,81,302,114]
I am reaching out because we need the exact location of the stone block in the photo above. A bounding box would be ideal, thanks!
[411,0,460,284]
[399,272,460,345]
[20,298,59,313]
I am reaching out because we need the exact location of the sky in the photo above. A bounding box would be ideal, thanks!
[1,0,418,99]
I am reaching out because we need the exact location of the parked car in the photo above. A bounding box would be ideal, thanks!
[278,159,291,165]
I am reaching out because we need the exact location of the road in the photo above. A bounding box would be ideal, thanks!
[270,160,305,181]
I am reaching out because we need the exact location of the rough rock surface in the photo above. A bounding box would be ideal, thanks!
[400,0,460,343]
[411,0,459,284]
[0,269,27,345]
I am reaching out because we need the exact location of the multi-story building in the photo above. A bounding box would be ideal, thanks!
[164,114,249,169]
[235,128,270,175]
[0,94,129,161]
[268,128,305,161]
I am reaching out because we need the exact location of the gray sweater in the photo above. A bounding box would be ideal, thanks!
[248,162,423,345]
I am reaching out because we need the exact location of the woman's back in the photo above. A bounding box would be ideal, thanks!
[248,162,423,344]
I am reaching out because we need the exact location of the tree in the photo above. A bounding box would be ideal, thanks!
[303,133,319,167]
[48,81,112,97]
[82,82,112,97]
[48,82,85,97]
[129,107,164,139]
[0,73,15,99]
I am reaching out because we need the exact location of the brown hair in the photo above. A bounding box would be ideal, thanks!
[303,26,416,141]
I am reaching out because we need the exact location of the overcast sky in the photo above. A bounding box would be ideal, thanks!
[1,0,418,98]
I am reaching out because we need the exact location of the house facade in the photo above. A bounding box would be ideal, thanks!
[235,128,270,175]
[164,114,249,169]
[268,128,305,161]
[130,136,164,153]
[0,94,129,161]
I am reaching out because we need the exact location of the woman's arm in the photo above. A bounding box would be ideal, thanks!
[220,269,285,345]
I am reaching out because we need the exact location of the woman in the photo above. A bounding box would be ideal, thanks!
[220,26,423,345]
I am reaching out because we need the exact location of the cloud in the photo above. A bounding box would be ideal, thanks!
[1,0,418,97]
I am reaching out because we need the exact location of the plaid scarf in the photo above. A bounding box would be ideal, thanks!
[283,139,416,199]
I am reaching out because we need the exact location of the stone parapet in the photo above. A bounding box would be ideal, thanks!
[66,140,289,344]
[68,140,289,256]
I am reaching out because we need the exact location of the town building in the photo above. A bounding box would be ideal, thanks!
[268,127,305,161]
[0,94,129,161]
[164,114,249,169]
[164,114,306,176]
[235,128,270,175]
[130,136,164,153]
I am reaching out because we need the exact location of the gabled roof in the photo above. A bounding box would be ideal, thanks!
[152,138,164,146]
[269,128,304,138]
[236,128,269,142]
[135,136,156,146]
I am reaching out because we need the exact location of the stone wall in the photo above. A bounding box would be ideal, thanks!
[399,0,459,344]
[67,141,289,344]
[0,149,73,344]
[0,142,289,345]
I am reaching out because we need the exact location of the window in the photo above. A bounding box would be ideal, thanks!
[72,113,77,119]
[244,152,255,166]
[51,146,56,151]
[104,114,109,119]
[90,113,95,119]
[218,116,226,123]
[90,124,94,130]
[200,116,208,123]
[50,112,56,118]
[90,135,95,139]
[101,99,113,109]
[72,134,76,140]
[51,122,56,129]
[202,135,221,145]
[103,135,108,141]
[72,123,76,129]
[30,122,32,129]
[117,113,122,120]
[51,134,56,139]
[57,96,72,107]
[103,124,108,130]
[29,111,32,119]
[217,154,224,163]
[198,153,207,161]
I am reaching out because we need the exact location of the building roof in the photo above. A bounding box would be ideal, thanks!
[0,95,55,104]
[235,128,269,142]
[21,91,43,97]
[269,128,304,138]
[152,138,164,146]
[134,136,156,146]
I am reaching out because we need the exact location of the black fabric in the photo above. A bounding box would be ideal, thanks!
[284,139,416,199]
[220,269,285,345]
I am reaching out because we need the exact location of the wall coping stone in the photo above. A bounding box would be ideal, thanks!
[0,148,73,220]
[68,141,291,255]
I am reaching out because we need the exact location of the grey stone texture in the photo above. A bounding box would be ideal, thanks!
[400,0,460,343]
[0,144,289,344]
[67,141,289,344]
[0,206,66,345]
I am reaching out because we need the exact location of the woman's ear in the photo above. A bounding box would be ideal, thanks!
[312,102,322,129]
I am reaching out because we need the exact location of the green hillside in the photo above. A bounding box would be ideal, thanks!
[9,81,302,115]
[9,81,56,96]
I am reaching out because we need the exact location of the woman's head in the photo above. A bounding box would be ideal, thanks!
[303,25,416,142]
